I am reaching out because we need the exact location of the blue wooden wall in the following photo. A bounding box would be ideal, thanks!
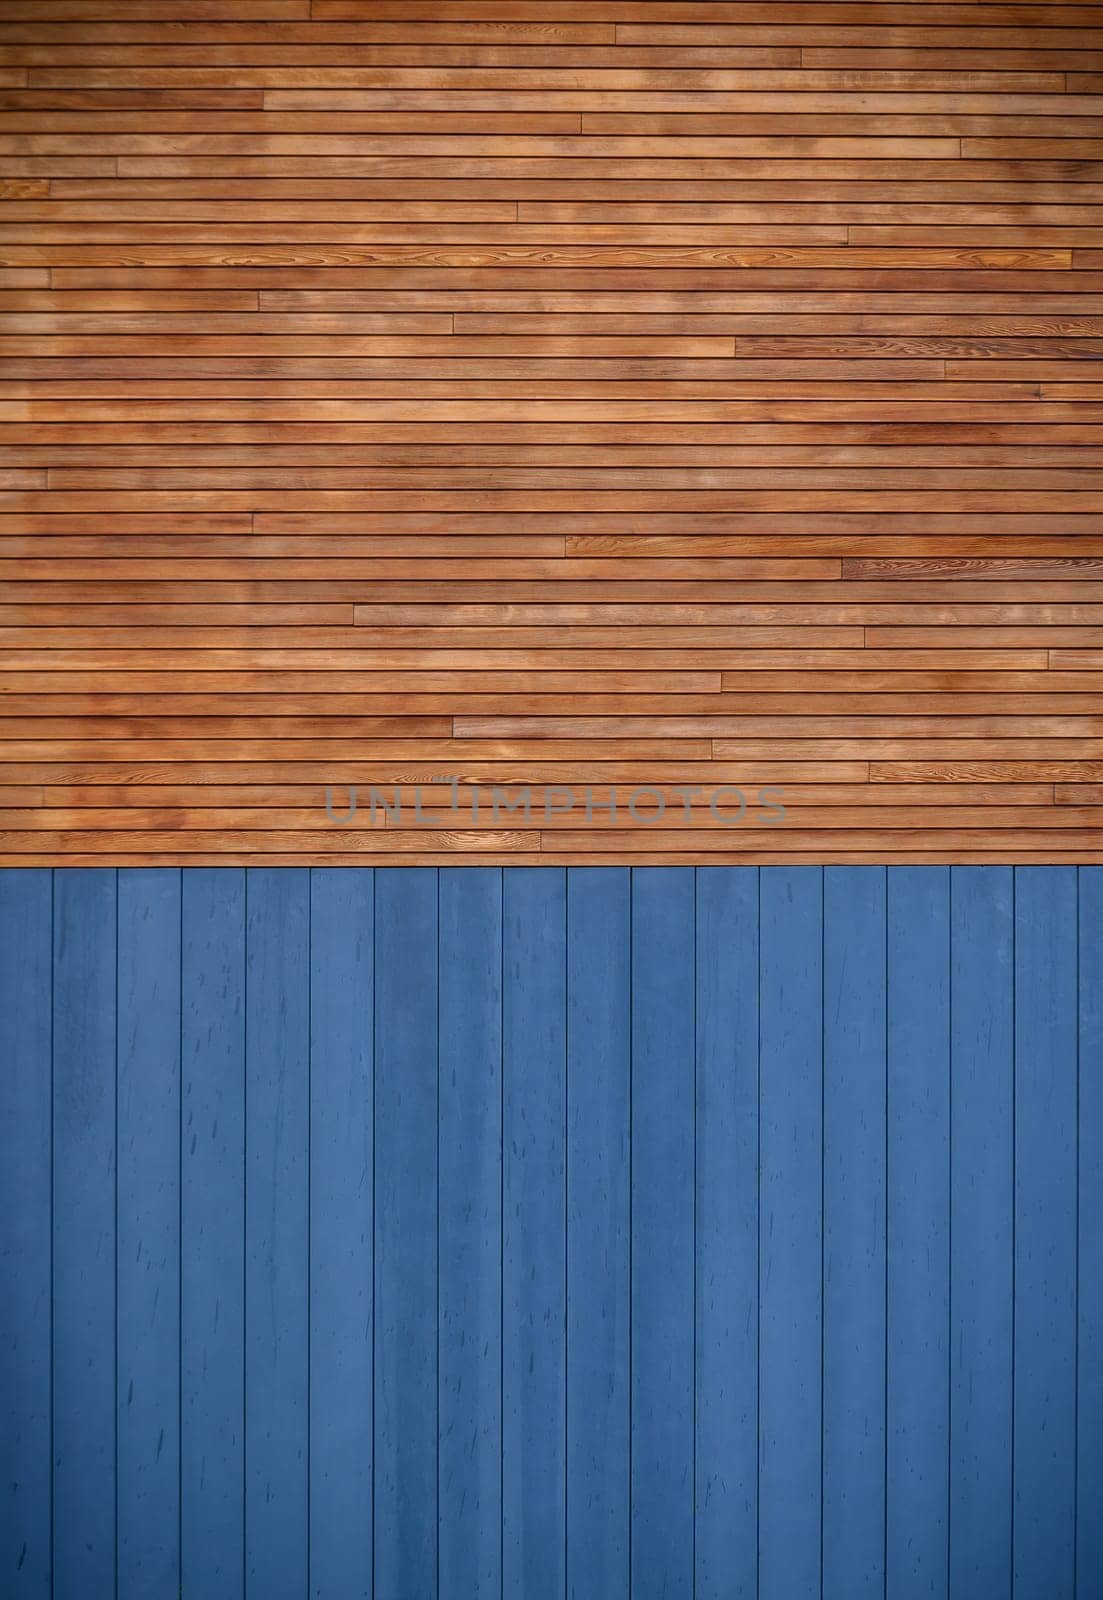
[1,866,1100,1600]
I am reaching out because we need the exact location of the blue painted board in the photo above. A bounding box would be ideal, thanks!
[245,868,310,1599]
[886,867,950,1600]
[950,866,1014,1600]
[374,868,438,1600]
[822,866,886,1600]
[758,866,823,1600]
[503,867,566,1600]
[694,866,758,1600]
[309,868,374,1600]
[181,868,245,1600]
[1080,867,1103,1598]
[1014,867,1078,1599]
[0,870,52,1598]
[439,867,502,1600]
[117,868,181,1599]
[631,867,695,1600]
[51,868,117,1600]
[566,867,630,1600]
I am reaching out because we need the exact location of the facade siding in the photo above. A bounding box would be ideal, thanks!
[0,864,1100,1597]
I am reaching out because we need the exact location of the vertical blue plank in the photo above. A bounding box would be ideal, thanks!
[374,868,437,1599]
[117,869,181,1598]
[886,867,950,1600]
[758,866,822,1600]
[439,867,502,1600]
[1014,867,1077,1598]
[181,867,245,1600]
[0,870,52,1597]
[245,868,309,1599]
[566,867,629,1600]
[694,866,758,1600]
[950,866,1013,1599]
[309,868,374,1600]
[52,868,116,1600]
[1080,867,1103,1595]
[631,866,695,1600]
[822,866,886,1600]
[3,861,1096,1596]
[503,867,566,1600]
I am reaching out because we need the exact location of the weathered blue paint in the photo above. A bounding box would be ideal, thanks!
[758,866,823,1600]
[1014,868,1078,1600]
[309,868,374,1600]
[1080,868,1103,1597]
[117,868,181,1599]
[566,867,630,1600]
[631,867,695,1600]
[373,869,437,1600]
[886,867,951,1600]
[502,867,566,1600]
[823,866,886,1600]
[694,867,757,1600]
[0,866,1099,1600]
[0,869,51,1599]
[950,867,1014,1600]
[439,867,501,1600]
[245,868,310,1600]
[51,869,116,1600]
[181,867,244,1600]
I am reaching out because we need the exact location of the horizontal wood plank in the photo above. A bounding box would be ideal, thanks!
[1,0,1099,862]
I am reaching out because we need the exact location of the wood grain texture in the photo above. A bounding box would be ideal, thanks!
[1,1,1101,863]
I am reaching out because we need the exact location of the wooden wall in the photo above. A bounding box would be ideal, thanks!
[1,2,1102,862]
[1,864,1100,1598]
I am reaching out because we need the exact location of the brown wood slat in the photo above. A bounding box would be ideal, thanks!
[0,0,1099,863]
